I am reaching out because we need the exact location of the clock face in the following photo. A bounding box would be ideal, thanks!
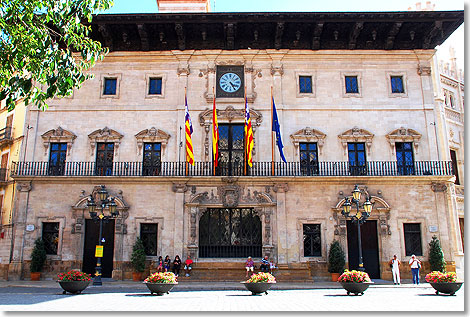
[216,66,244,98]
[219,73,241,93]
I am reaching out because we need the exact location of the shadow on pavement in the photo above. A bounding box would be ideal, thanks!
[323,294,355,297]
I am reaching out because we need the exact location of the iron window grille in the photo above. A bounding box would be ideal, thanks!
[140,223,158,256]
[404,223,423,256]
[299,76,313,93]
[148,78,162,95]
[390,76,404,93]
[395,142,415,175]
[303,224,321,257]
[103,78,117,95]
[345,76,359,93]
[42,222,59,255]
[48,143,67,176]
[348,142,367,176]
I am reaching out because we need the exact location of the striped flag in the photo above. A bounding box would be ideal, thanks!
[212,95,219,167]
[244,95,254,167]
[185,93,194,165]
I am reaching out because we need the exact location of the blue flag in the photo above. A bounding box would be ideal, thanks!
[272,97,287,163]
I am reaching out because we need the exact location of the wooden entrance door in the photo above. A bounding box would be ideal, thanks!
[346,220,380,279]
[83,219,115,278]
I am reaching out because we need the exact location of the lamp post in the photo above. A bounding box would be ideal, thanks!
[86,185,118,286]
[341,185,373,272]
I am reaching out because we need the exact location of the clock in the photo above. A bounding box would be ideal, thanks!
[216,65,244,98]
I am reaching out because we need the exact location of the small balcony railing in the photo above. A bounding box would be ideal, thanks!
[11,161,453,177]
[0,127,12,145]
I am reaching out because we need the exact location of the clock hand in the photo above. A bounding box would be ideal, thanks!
[229,82,235,89]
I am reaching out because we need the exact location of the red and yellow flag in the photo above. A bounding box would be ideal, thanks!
[212,95,219,167]
[244,94,254,167]
[185,92,194,165]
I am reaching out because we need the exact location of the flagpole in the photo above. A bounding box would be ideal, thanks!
[271,86,274,176]
[213,87,216,176]
[244,86,247,176]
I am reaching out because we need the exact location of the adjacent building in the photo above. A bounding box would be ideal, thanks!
[3,1,464,281]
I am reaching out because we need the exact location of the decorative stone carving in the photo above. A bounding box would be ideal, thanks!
[385,127,422,154]
[72,217,84,234]
[431,182,447,192]
[17,182,32,192]
[338,127,374,155]
[417,65,432,76]
[172,183,188,193]
[290,127,327,154]
[270,65,284,76]
[219,185,241,208]
[88,127,123,155]
[135,127,170,155]
[273,183,289,193]
[41,127,77,156]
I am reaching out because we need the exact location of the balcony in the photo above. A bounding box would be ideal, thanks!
[0,127,12,147]
[11,161,453,177]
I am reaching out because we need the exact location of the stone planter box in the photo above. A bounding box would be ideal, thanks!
[429,282,463,296]
[339,282,373,296]
[241,282,275,295]
[58,280,91,294]
[144,282,177,296]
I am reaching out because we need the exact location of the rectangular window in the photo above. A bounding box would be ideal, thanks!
[299,76,312,94]
[42,222,59,255]
[299,143,319,175]
[303,224,321,257]
[390,76,404,93]
[0,153,8,182]
[143,143,161,176]
[95,142,114,176]
[450,149,460,185]
[103,78,117,95]
[348,142,367,176]
[140,223,158,256]
[345,76,359,93]
[48,143,67,176]
[459,218,464,252]
[404,223,422,256]
[148,78,162,95]
[395,142,415,175]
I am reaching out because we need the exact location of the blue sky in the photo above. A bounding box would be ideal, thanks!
[101,0,465,68]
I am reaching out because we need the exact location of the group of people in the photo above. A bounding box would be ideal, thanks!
[245,256,277,277]
[389,254,422,285]
[154,255,193,277]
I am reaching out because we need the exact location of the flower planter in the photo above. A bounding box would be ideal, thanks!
[429,282,463,296]
[144,282,177,296]
[241,282,274,295]
[331,273,340,282]
[58,280,91,295]
[132,272,143,281]
[30,272,41,281]
[340,282,373,296]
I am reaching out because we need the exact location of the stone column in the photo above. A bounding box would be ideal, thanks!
[8,182,32,280]
[172,184,188,257]
[273,183,288,264]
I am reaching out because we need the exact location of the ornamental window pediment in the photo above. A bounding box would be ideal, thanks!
[41,127,77,156]
[338,127,374,155]
[88,127,123,155]
[135,127,171,155]
[290,127,326,155]
[385,127,421,154]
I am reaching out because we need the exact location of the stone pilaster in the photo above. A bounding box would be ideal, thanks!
[172,183,188,257]
[273,183,288,264]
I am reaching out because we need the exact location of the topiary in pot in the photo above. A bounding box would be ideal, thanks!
[30,238,47,280]
[429,235,446,272]
[131,238,147,281]
[328,240,346,281]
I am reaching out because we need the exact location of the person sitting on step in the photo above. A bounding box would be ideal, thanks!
[260,255,270,273]
[184,255,193,277]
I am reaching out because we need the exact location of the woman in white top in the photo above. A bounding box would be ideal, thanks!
[408,254,421,285]
[389,255,401,285]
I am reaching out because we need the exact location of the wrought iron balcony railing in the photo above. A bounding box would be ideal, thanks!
[0,127,12,145]
[11,161,453,177]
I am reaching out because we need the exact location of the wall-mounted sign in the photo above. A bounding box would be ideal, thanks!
[429,225,438,233]
[26,225,35,232]
[95,245,104,258]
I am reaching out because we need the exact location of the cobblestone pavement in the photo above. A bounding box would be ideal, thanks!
[0,282,464,311]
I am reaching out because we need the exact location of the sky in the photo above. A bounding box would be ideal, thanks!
[102,0,465,70]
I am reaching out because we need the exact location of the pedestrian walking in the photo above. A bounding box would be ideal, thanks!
[408,254,421,284]
[389,255,401,285]
[245,256,254,277]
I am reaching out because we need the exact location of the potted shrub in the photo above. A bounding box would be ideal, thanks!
[338,270,373,296]
[425,271,463,295]
[30,238,47,281]
[428,236,446,272]
[327,240,345,282]
[57,270,92,294]
[241,272,276,295]
[144,272,178,296]
[131,238,146,281]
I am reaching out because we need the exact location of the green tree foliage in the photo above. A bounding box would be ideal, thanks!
[429,235,446,272]
[131,238,147,273]
[30,238,47,272]
[0,0,113,111]
[328,240,346,273]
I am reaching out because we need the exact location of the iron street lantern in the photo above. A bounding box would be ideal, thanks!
[86,185,119,286]
[341,185,373,272]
